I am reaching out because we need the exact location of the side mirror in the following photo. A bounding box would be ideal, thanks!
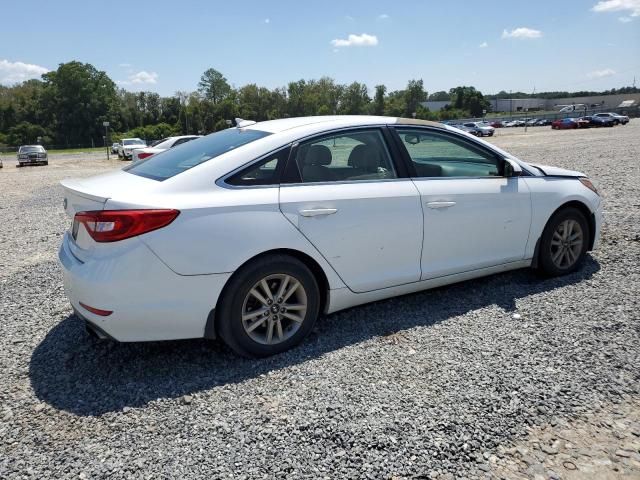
[503,158,522,177]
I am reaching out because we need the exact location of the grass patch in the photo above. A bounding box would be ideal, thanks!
[47,147,108,155]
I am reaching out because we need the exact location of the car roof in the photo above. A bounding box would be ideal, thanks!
[245,115,445,134]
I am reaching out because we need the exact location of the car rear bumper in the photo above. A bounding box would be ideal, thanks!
[58,232,232,341]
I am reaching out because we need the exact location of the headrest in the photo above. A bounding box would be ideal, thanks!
[304,145,332,166]
[348,144,380,171]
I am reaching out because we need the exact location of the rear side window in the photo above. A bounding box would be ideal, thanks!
[292,129,397,183]
[124,128,271,181]
[226,147,289,186]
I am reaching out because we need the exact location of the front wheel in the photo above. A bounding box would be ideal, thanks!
[537,207,589,276]
[217,254,320,357]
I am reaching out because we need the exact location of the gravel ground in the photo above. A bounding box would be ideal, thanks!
[0,125,639,479]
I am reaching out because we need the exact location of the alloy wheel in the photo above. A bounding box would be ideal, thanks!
[550,219,584,269]
[241,274,308,345]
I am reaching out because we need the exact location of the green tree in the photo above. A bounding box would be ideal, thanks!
[372,84,386,115]
[41,61,117,145]
[198,68,231,104]
[428,90,450,101]
[449,86,490,117]
[404,79,427,117]
[339,82,370,115]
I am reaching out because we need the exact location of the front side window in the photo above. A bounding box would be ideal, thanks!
[397,129,502,178]
[293,129,397,183]
[124,128,271,181]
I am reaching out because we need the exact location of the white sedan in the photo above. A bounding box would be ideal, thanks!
[117,138,146,160]
[131,135,202,162]
[59,116,602,357]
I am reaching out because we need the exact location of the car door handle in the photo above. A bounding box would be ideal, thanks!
[426,201,456,209]
[299,208,338,217]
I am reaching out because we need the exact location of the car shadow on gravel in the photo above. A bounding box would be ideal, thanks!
[30,257,600,416]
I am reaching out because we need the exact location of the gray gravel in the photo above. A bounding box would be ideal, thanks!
[0,126,639,479]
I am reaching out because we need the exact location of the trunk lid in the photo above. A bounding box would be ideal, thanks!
[60,170,162,256]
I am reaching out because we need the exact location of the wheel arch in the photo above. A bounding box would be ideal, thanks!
[532,200,596,268]
[206,248,330,340]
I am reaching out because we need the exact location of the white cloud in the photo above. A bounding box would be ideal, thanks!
[118,63,131,68]
[264,18,270,24]
[592,0,640,16]
[0,59,49,84]
[587,68,617,78]
[117,70,159,86]
[502,27,543,39]
[618,15,634,21]
[479,41,488,48]
[345,15,354,21]
[130,71,158,84]
[331,33,378,47]
[378,14,389,20]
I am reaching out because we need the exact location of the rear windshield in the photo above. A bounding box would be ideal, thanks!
[123,128,271,181]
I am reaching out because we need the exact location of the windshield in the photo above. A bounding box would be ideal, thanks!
[123,139,145,146]
[124,128,271,181]
[19,146,45,153]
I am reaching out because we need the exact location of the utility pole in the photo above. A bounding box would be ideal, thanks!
[103,121,110,160]
[510,90,513,119]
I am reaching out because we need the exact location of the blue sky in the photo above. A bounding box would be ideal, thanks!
[1,0,638,96]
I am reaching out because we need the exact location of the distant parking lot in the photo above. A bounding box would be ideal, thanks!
[0,124,639,478]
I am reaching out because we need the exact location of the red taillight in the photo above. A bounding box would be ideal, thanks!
[79,302,113,316]
[74,209,179,242]
[137,152,154,160]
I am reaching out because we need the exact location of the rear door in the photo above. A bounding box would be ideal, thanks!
[279,128,423,293]
[393,127,532,279]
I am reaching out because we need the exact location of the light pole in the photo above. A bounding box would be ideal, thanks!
[103,121,110,160]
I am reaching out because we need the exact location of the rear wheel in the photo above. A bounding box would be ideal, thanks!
[217,254,320,357]
[538,207,589,276]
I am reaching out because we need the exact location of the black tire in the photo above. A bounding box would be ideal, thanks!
[537,207,590,277]
[217,254,320,358]
[43,161,48,166]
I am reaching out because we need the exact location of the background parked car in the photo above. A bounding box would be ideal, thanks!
[488,120,504,128]
[580,116,615,128]
[17,145,48,166]
[111,143,120,154]
[552,118,579,130]
[593,112,629,125]
[535,119,552,126]
[462,122,495,137]
[117,138,146,160]
[131,135,202,162]
[576,118,591,128]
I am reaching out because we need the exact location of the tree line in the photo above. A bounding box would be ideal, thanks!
[0,61,635,147]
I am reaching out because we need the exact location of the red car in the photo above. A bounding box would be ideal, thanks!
[551,118,579,129]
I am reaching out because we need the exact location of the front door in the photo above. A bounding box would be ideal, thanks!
[394,127,532,279]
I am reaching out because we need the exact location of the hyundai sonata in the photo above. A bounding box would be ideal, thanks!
[59,116,602,357]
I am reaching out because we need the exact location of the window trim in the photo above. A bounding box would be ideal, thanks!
[216,144,292,189]
[391,126,530,179]
[281,125,409,185]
